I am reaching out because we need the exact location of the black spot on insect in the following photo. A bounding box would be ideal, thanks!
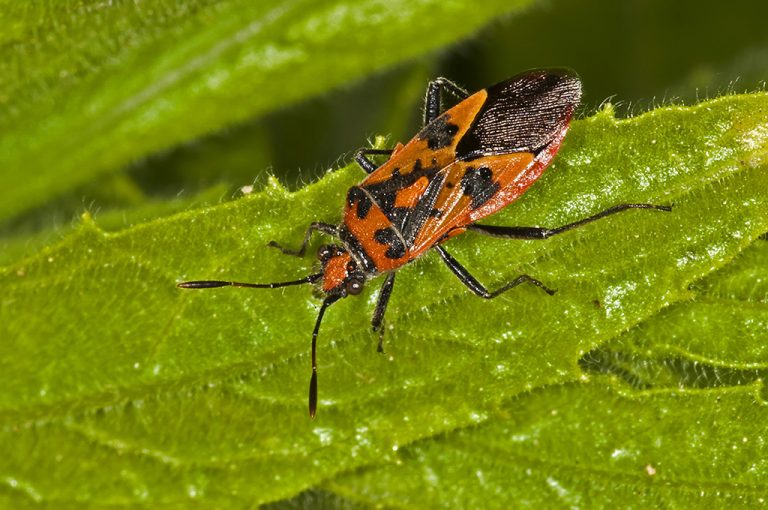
[446,182,454,189]
[374,228,406,259]
[389,207,411,233]
[401,173,446,244]
[377,190,397,217]
[361,158,442,232]
[429,208,442,218]
[418,115,459,150]
[460,166,499,209]
[339,227,376,273]
[347,186,373,219]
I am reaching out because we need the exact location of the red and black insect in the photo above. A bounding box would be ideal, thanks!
[179,69,670,417]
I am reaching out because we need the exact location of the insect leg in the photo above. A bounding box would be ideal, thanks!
[467,204,672,240]
[354,148,395,174]
[435,245,555,298]
[424,77,470,126]
[370,272,396,353]
[268,222,339,257]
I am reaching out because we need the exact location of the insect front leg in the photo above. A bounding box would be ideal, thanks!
[467,203,671,240]
[268,222,339,257]
[354,148,395,174]
[370,272,396,353]
[435,245,555,299]
[424,77,470,126]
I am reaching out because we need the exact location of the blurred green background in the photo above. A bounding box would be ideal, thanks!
[138,0,768,190]
[2,0,767,261]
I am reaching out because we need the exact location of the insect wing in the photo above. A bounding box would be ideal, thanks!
[349,109,474,253]
[409,70,582,251]
[410,152,536,252]
[454,69,582,160]
[346,69,581,266]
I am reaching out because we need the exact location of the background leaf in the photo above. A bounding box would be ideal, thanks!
[328,379,768,508]
[0,0,534,225]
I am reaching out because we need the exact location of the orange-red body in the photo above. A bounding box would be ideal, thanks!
[334,73,577,284]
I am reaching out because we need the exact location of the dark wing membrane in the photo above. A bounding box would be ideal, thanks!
[455,69,582,160]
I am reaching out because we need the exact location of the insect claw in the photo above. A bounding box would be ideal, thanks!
[376,327,386,353]
[268,240,306,257]
[309,370,318,419]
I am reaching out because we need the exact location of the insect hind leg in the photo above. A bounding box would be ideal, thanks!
[354,148,395,174]
[370,272,396,353]
[435,245,555,299]
[268,222,339,257]
[424,77,470,126]
[467,203,672,240]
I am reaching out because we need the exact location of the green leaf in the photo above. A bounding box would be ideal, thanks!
[327,380,768,508]
[0,182,232,268]
[325,240,768,508]
[1,93,767,507]
[0,0,534,225]
[579,238,768,392]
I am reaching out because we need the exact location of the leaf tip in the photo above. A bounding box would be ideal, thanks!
[265,175,288,195]
[596,101,616,119]
[80,210,95,224]
[373,134,390,150]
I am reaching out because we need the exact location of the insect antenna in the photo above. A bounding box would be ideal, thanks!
[178,272,340,418]
[309,295,341,419]
[177,273,322,289]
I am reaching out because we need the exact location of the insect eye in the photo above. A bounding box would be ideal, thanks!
[346,278,364,295]
[318,245,333,261]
